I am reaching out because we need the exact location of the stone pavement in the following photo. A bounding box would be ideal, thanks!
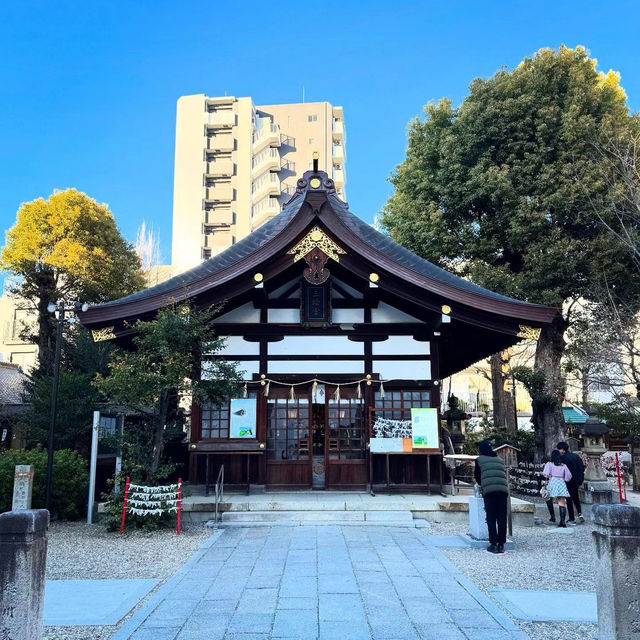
[111,525,528,640]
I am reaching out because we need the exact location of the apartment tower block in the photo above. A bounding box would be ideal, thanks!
[172,95,346,274]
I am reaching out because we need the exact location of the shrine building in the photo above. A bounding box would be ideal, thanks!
[82,167,558,492]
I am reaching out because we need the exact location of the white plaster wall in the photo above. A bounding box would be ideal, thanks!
[213,302,260,323]
[268,360,364,374]
[203,359,260,379]
[371,302,422,323]
[268,336,364,356]
[373,360,431,380]
[333,309,365,324]
[372,337,430,356]
[268,309,300,323]
[217,336,260,356]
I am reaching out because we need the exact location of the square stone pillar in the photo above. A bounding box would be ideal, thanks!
[468,496,489,541]
[0,510,49,640]
[12,465,34,510]
[592,505,640,640]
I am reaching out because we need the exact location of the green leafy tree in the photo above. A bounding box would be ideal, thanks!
[95,302,242,478]
[382,45,636,458]
[21,328,112,455]
[1,189,145,374]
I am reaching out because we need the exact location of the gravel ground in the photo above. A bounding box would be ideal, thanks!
[44,521,212,640]
[428,518,598,640]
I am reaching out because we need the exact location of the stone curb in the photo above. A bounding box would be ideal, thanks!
[109,529,223,640]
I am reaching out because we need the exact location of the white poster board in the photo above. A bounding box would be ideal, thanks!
[370,437,404,453]
[230,398,257,438]
[411,408,439,449]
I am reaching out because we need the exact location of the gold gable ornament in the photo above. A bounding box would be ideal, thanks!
[517,325,541,341]
[288,226,346,263]
[92,326,117,342]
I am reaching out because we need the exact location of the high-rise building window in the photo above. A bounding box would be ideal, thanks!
[202,248,211,260]
[308,114,318,122]
[308,138,315,145]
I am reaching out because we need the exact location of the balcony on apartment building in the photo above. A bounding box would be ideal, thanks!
[206,110,235,129]
[332,119,344,136]
[2,320,34,345]
[332,142,345,161]
[252,172,280,201]
[251,195,280,229]
[206,158,234,178]
[332,166,345,186]
[203,228,233,250]
[251,147,280,177]
[206,134,234,153]
[253,122,281,153]
[204,182,234,203]
[204,207,234,227]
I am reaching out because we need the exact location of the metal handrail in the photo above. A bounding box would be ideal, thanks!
[213,465,224,526]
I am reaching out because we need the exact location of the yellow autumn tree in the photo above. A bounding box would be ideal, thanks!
[1,189,145,372]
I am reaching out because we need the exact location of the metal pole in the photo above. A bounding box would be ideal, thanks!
[45,303,64,511]
[114,415,124,494]
[511,374,518,431]
[87,411,100,524]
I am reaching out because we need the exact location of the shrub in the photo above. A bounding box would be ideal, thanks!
[0,448,88,519]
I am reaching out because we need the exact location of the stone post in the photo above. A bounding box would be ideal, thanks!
[12,465,34,510]
[632,444,640,493]
[468,484,489,541]
[0,510,49,640]
[592,505,640,640]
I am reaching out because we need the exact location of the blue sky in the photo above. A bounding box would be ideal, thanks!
[1,1,639,272]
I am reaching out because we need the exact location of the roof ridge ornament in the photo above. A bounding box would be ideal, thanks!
[288,225,346,263]
[296,169,336,196]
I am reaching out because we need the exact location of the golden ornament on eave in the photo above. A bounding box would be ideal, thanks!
[288,225,346,262]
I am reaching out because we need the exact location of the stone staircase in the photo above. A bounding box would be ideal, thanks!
[216,508,430,528]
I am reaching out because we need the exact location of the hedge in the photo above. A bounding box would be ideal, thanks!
[0,448,88,519]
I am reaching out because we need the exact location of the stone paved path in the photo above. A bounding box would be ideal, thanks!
[114,526,528,640]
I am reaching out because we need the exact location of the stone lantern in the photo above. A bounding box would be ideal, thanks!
[442,395,469,454]
[578,415,613,505]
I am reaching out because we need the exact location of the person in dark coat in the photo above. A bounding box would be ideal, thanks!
[557,441,585,524]
[474,440,509,554]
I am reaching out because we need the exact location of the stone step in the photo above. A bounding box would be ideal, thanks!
[216,521,420,528]
[221,509,415,524]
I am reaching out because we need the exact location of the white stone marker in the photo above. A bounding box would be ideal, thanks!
[468,484,489,541]
[593,504,640,640]
[12,465,34,510]
[0,510,49,640]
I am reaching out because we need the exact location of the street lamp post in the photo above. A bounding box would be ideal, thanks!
[45,300,89,511]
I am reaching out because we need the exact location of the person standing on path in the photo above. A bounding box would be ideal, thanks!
[474,440,509,554]
[557,441,585,525]
[543,449,572,528]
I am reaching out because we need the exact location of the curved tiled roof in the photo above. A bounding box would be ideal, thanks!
[84,171,556,324]
[97,194,307,309]
[326,193,541,308]
[0,363,27,405]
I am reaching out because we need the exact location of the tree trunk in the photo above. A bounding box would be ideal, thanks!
[581,368,589,407]
[150,390,169,477]
[490,353,506,429]
[532,315,568,461]
[490,351,516,434]
[504,391,517,436]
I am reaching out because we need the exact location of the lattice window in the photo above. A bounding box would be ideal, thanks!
[201,392,257,439]
[267,396,310,461]
[327,396,365,460]
[373,390,430,422]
